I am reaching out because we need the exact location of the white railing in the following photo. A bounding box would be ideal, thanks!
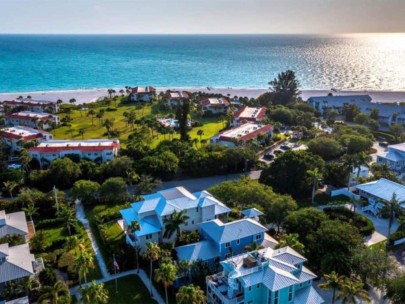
[207,281,244,304]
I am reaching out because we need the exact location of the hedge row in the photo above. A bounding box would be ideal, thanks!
[323,206,375,236]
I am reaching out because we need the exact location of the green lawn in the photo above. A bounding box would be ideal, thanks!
[104,275,157,304]
[52,99,225,148]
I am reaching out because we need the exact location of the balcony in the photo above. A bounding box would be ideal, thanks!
[207,273,245,304]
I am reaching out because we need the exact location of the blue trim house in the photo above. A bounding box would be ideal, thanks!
[120,187,231,252]
[176,218,272,264]
[206,247,324,304]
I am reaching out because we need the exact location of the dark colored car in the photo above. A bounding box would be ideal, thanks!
[280,144,291,151]
[274,150,284,155]
[379,141,389,147]
[263,153,275,160]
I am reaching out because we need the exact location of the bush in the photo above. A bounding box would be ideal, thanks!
[106,107,117,112]
[389,231,405,246]
[35,218,64,229]
[323,207,374,236]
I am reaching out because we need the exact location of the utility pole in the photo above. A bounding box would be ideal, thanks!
[53,185,59,213]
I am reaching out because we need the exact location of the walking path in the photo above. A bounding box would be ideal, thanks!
[70,269,165,304]
[75,200,110,279]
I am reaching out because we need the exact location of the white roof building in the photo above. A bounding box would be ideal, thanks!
[0,243,36,284]
[0,210,29,239]
[356,178,405,207]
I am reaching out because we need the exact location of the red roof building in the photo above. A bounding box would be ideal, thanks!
[211,123,273,147]
[200,97,230,114]
[1,126,53,152]
[233,106,267,126]
[3,99,58,113]
[130,86,156,102]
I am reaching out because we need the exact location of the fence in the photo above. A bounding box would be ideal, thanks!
[330,188,361,200]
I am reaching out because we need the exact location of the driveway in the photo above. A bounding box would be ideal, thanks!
[370,141,387,163]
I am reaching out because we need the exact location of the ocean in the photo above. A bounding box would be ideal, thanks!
[0,34,404,93]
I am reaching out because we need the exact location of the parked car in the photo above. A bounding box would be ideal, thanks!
[280,144,291,150]
[263,153,275,160]
[379,141,389,147]
[274,150,284,156]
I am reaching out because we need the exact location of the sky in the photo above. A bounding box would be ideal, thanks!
[0,0,404,34]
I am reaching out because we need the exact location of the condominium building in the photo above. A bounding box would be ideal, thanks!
[1,126,53,152]
[5,111,59,130]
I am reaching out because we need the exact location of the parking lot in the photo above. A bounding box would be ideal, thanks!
[259,141,307,164]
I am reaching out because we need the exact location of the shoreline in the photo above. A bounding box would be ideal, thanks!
[0,87,405,104]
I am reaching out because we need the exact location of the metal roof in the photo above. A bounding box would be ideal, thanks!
[356,178,405,203]
[176,240,220,262]
[200,218,267,244]
[0,211,28,238]
[241,208,264,218]
[0,244,35,284]
[294,286,324,304]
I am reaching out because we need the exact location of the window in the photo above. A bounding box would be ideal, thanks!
[248,286,251,292]
[257,284,260,289]
[236,239,240,245]
[196,207,199,212]
[225,253,231,259]
[146,234,152,240]
[255,234,262,240]
[288,286,293,301]
[191,220,194,225]
[274,290,279,304]
[225,242,231,248]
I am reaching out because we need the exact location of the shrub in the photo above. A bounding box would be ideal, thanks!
[35,218,64,229]
[323,206,374,236]
[106,107,117,112]
[388,230,405,246]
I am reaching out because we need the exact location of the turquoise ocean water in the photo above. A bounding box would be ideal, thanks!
[0,34,404,93]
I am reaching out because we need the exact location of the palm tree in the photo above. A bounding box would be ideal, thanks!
[22,202,39,232]
[57,205,77,235]
[143,242,160,297]
[275,233,305,254]
[154,262,177,304]
[176,284,206,304]
[163,210,189,240]
[78,128,85,140]
[19,148,32,173]
[318,271,345,304]
[87,109,96,126]
[69,98,76,106]
[337,278,371,303]
[96,110,104,126]
[127,220,141,273]
[74,244,95,284]
[38,280,71,304]
[382,193,403,236]
[80,281,109,304]
[103,118,114,138]
[3,180,18,199]
[307,168,322,205]
[197,129,204,146]
[244,240,264,252]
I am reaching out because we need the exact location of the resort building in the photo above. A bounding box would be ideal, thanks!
[1,126,53,152]
[120,187,231,252]
[206,247,324,304]
[29,139,120,167]
[3,99,59,113]
[176,218,278,264]
[307,94,405,126]
[376,143,405,172]
[232,106,267,126]
[130,86,156,102]
[200,97,230,115]
[0,211,29,241]
[5,111,60,130]
[211,123,273,147]
[163,90,190,107]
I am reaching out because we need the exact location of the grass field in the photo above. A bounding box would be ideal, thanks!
[104,275,157,304]
[53,99,225,148]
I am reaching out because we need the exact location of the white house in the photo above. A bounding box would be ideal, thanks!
[200,97,230,115]
[307,94,405,126]
[163,90,190,107]
[1,126,53,152]
[211,123,273,147]
[5,111,60,130]
[0,211,29,241]
[29,139,120,167]
[232,106,266,126]
[120,187,231,252]
[129,86,156,102]
[377,143,405,172]
[3,99,59,113]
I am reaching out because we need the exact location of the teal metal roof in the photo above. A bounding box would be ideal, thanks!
[176,240,220,262]
[241,208,264,218]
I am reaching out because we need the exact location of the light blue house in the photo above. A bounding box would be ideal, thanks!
[120,187,231,252]
[206,247,324,304]
[176,218,278,264]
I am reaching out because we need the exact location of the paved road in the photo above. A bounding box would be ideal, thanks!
[70,269,165,304]
[159,170,261,192]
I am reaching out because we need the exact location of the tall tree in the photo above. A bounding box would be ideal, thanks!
[386,272,405,304]
[80,281,109,304]
[268,70,300,105]
[336,278,371,304]
[275,233,305,254]
[143,242,160,297]
[19,148,32,173]
[176,100,190,141]
[57,205,77,235]
[389,124,404,143]
[307,167,323,205]
[318,272,345,304]
[127,220,141,273]
[38,280,71,304]
[74,244,95,284]
[266,195,297,232]
[163,210,189,240]
[3,180,18,199]
[382,193,402,236]
[154,262,177,304]
[87,109,96,126]
[22,202,39,232]
[176,284,206,304]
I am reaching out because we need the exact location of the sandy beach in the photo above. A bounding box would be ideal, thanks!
[0,87,405,104]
